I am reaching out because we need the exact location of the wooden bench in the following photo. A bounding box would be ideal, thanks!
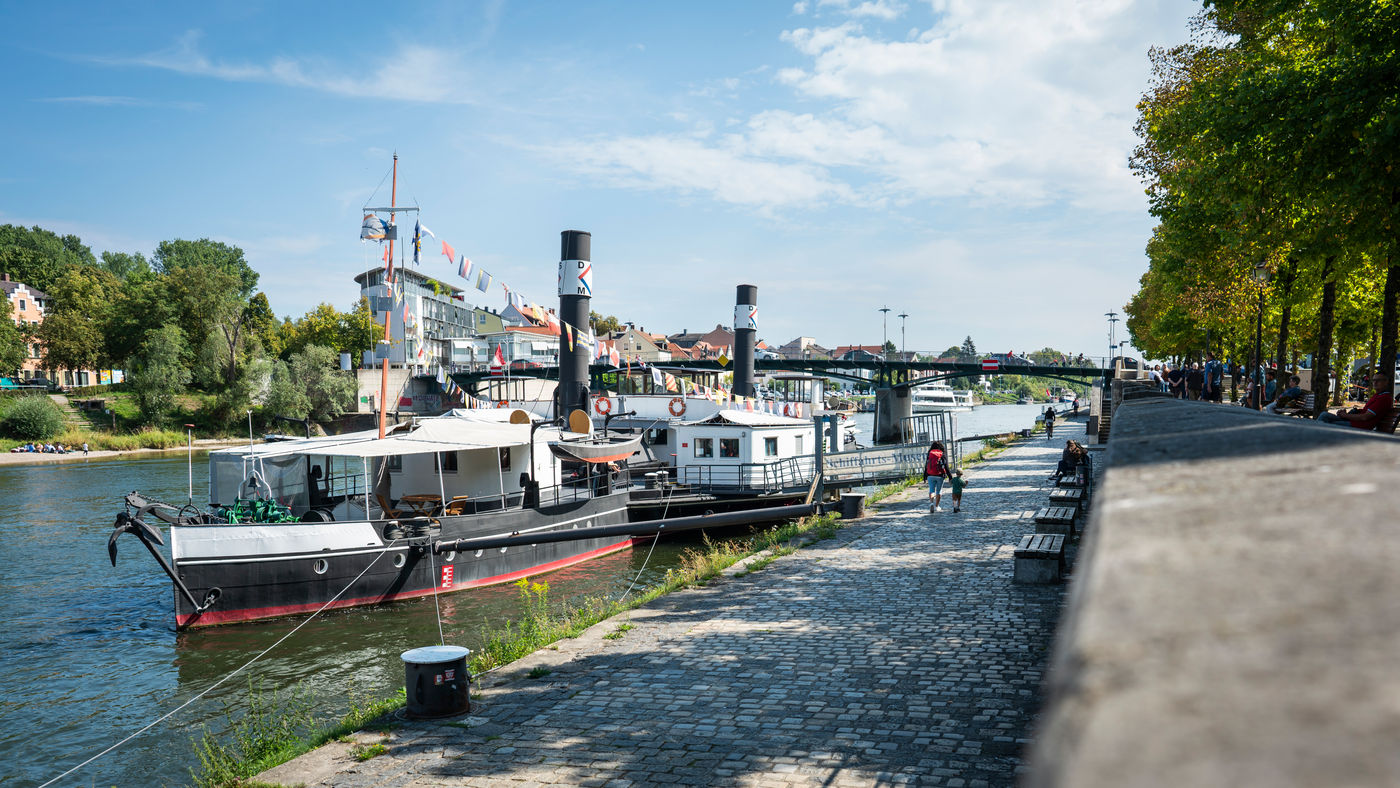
[1014,534,1066,584]
[1034,506,1078,536]
[1048,487,1084,510]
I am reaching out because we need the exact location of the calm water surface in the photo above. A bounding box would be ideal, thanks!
[0,405,1053,787]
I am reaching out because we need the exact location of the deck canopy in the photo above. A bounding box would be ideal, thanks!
[680,409,810,428]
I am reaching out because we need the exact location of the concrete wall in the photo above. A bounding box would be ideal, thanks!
[1030,398,1400,787]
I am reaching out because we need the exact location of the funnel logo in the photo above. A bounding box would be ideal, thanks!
[734,304,758,331]
[558,259,593,297]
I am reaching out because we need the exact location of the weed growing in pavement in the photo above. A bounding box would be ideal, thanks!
[351,742,388,761]
[527,666,553,678]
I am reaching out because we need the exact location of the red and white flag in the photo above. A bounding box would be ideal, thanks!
[491,344,505,371]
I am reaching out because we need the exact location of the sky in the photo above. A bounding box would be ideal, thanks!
[0,0,1201,360]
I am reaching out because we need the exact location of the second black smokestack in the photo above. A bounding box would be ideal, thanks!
[732,284,757,398]
[555,230,592,421]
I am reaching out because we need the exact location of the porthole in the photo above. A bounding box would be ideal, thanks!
[392,552,406,569]
[445,551,457,563]
[313,558,329,575]
[473,549,484,558]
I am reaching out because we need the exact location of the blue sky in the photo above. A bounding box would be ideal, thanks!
[1,0,1199,359]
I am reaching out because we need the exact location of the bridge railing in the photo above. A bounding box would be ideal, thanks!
[822,443,929,487]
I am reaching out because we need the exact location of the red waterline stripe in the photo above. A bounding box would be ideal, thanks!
[177,538,638,628]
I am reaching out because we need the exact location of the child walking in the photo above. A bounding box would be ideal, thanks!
[949,470,967,513]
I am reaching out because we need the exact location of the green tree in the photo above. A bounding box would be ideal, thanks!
[0,317,24,376]
[262,359,310,420]
[129,325,190,426]
[337,297,377,365]
[104,270,174,366]
[0,224,97,292]
[882,340,897,355]
[290,345,356,420]
[152,239,259,298]
[99,251,150,280]
[590,311,623,335]
[36,266,116,373]
[243,293,282,358]
[958,336,978,361]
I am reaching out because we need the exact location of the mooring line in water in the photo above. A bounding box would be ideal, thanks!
[428,537,445,647]
[38,539,402,788]
[621,481,675,599]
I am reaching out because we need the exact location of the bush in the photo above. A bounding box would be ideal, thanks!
[2,395,65,441]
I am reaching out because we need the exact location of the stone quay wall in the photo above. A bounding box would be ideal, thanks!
[1028,398,1400,787]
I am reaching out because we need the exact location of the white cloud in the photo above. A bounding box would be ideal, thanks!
[34,95,201,109]
[545,135,856,211]
[94,30,478,104]
[555,0,1189,214]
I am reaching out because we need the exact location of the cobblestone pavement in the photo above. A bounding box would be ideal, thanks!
[262,435,1081,788]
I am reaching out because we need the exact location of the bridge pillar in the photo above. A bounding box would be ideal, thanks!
[874,386,913,444]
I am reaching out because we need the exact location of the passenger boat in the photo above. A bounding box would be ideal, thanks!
[108,409,640,629]
[911,380,977,413]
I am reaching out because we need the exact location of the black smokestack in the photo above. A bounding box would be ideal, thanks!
[733,284,757,398]
[555,230,592,421]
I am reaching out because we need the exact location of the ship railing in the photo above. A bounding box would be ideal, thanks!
[671,455,817,495]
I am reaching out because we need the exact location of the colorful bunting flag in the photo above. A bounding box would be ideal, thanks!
[441,240,455,264]
[458,254,472,279]
[476,269,492,293]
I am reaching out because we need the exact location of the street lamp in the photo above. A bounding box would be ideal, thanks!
[1252,261,1270,410]
[1105,311,1119,368]
[898,312,908,360]
[879,306,891,361]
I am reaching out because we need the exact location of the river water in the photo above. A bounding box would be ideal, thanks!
[1,404,1055,788]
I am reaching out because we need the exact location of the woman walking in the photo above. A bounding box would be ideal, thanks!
[924,440,951,513]
[1044,405,1056,439]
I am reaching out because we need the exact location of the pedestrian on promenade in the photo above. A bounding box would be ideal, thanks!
[949,470,967,513]
[1204,353,1224,403]
[1186,362,1204,400]
[924,440,951,513]
[1043,405,1056,439]
[82,442,89,456]
[1166,364,1185,398]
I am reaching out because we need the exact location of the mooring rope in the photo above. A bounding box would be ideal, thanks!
[38,539,401,788]
[620,477,674,599]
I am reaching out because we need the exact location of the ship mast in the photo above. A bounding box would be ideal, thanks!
[378,155,398,439]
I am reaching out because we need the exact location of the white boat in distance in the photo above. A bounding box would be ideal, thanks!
[911,380,978,413]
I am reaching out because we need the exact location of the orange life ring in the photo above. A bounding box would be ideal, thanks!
[668,397,687,417]
[594,397,612,416]
[497,400,508,408]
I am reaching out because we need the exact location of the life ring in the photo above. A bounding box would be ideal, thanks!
[594,397,612,416]
[668,397,687,417]
[497,400,508,408]
[840,413,848,421]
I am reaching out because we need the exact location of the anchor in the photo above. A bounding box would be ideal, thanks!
[108,511,221,615]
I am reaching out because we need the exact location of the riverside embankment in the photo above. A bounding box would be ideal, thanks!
[259,427,1087,787]
[1030,397,1400,788]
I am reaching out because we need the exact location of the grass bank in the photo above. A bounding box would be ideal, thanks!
[192,476,922,788]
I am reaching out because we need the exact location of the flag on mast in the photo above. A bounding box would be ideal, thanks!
[412,221,422,264]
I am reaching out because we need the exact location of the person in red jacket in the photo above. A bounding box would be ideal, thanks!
[925,441,951,513]
[1318,372,1393,429]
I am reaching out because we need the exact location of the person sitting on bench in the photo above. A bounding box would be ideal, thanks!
[1264,375,1305,415]
[1317,372,1393,429]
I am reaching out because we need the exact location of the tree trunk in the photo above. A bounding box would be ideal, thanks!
[1312,256,1337,415]
[1274,256,1297,376]
[1381,251,1399,387]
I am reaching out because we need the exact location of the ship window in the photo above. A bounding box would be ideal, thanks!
[796,435,804,454]
[313,558,329,575]
[719,438,739,458]
[646,428,668,445]
[436,451,458,473]
[694,438,713,458]
[393,552,406,568]
[387,455,402,472]
[764,437,778,457]
[499,447,512,470]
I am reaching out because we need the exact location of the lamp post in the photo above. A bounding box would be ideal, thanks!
[898,311,908,360]
[1105,311,1119,369]
[879,306,891,362]
[1252,261,1270,410]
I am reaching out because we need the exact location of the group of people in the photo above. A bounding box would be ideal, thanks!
[9,441,87,454]
[1148,353,1395,431]
[1148,352,1228,402]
